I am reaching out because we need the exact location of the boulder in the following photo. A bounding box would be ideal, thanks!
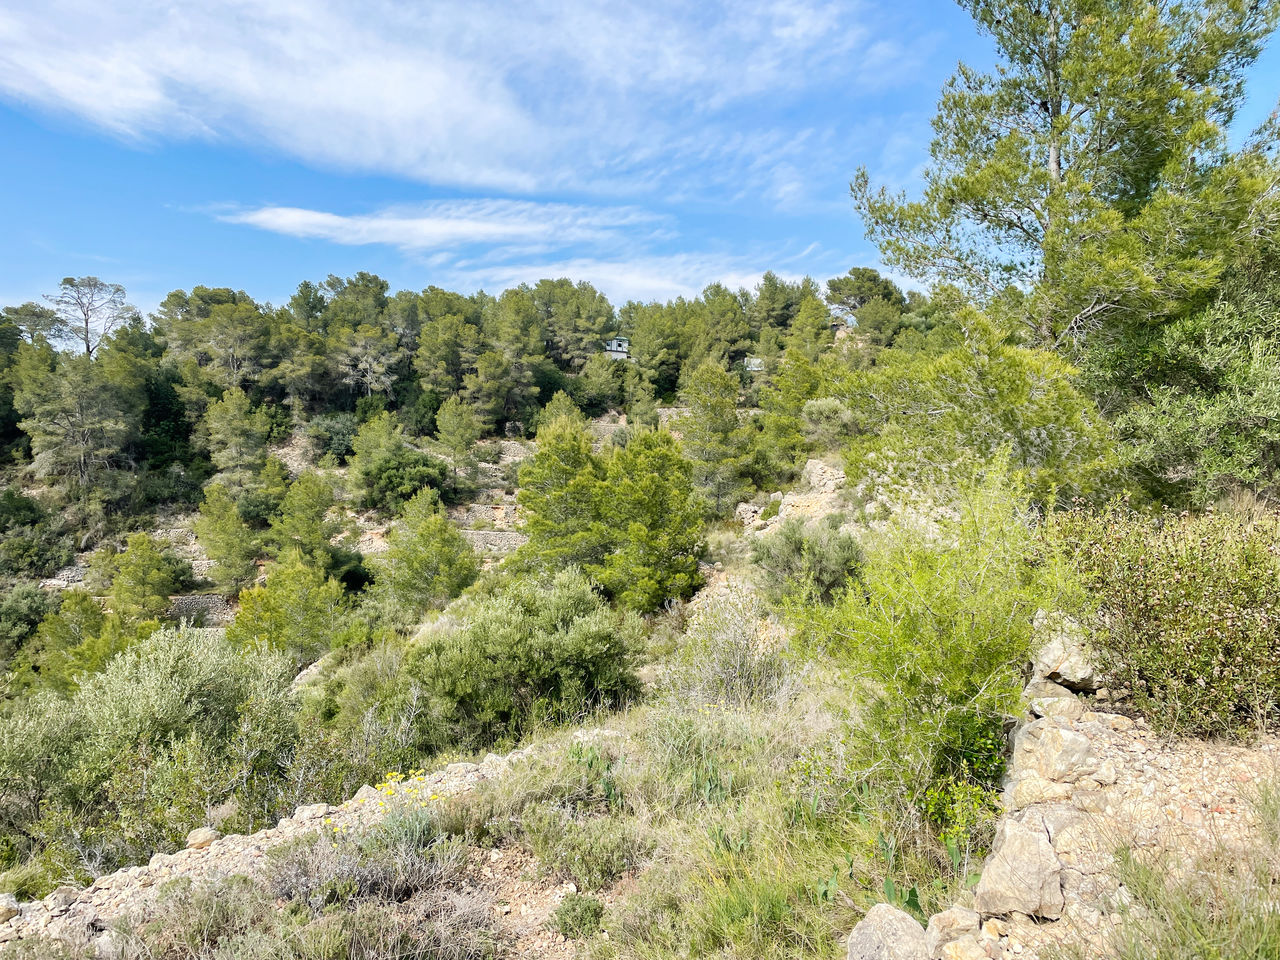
[1013,718,1098,783]
[186,826,221,850]
[0,893,18,923]
[847,903,928,960]
[974,814,1064,919]
[1031,612,1100,691]
[924,906,979,958]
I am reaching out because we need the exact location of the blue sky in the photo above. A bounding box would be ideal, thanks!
[1,0,1277,313]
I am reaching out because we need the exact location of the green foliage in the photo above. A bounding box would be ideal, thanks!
[840,311,1115,503]
[305,412,359,464]
[407,570,641,751]
[551,892,605,938]
[516,412,704,611]
[677,359,753,516]
[371,490,478,622]
[852,0,1278,343]
[434,394,482,479]
[0,585,56,670]
[751,516,863,604]
[101,532,188,624]
[201,386,270,492]
[664,589,790,708]
[796,469,1065,807]
[194,483,260,592]
[228,549,345,668]
[0,627,296,885]
[267,471,338,562]
[523,805,650,891]
[1050,507,1280,737]
[350,412,446,512]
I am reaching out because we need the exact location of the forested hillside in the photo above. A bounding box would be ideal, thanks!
[3,1,1280,958]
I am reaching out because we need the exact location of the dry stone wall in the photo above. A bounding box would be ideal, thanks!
[848,637,1280,960]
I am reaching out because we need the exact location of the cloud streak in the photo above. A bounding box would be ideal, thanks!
[0,0,921,194]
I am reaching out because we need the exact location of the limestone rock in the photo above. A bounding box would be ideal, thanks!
[847,903,928,960]
[0,893,18,923]
[1031,613,1099,692]
[925,906,979,958]
[974,815,1064,919]
[938,936,987,960]
[1014,718,1098,783]
[186,827,221,850]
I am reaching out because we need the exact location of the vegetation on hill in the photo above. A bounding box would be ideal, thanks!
[2,1,1280,957]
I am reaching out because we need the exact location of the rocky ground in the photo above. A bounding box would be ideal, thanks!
[848,641,1280,960]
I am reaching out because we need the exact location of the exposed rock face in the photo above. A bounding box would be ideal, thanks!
[919,692,1280,959]
[184,827,221,850]
[846,903,927,960]
[0,898,17,925]
[974,814,1064,919]
[1031,611,1099,692]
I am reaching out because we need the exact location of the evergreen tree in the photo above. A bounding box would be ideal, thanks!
[435,394,482,479]
[194,483,261,592]
[589,430,704,612]
[373,489,478,618]
[677,359,752,516]
[202,387,269,492]
[515,411,606,570]
[227,549,344,668]
[268,471,338,562]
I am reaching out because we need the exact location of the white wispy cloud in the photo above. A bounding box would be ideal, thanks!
[0,0,920,194]
[219,200,663,252]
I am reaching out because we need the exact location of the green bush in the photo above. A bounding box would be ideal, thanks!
[523,804,650,891]
[0,584,57,668]
[1050,507,1280,737]
[350,412,447,513]
[663,589,789,708]
[407,570,641,751]
[795,469,1065,810]
[306,412,359,463]
[551,892,605,938]
[751,515,863,603]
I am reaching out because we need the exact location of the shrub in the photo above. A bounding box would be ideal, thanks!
[407,569,641,751]
[663,589,789,708]
[751,516,863,603]
[795,469,1064,812]
[350,412,447,513]
[523,804,650,891]
[1049,507,1280,737]
[306,412,359,463]
[0,584,56,668]
[551,893,605,938]
[371,490,477,622]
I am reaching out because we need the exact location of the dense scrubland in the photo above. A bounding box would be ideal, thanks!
[4,0,1280,957]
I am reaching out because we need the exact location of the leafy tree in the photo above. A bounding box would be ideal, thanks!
[194,484,261,592]
[464,350,539,434]
[201,387,270,492]
[434,394,482,479]
[267,471,338,561]
[573,351,621,415]
[338,323,398,397]
[533,278,615,371]
[852,0,1279,345]
[676,359,752,516]
[44,277,135,358]
[228,549,344,668]
[372,489,478,619]
[414,314,484,396]
[0,585,56,671]
[825,267,907,322]
[588,430,704,611]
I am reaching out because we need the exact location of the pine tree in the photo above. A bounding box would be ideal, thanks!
[228,549,344,668]
[373,489,478,618]
[515,411,606,571]
[677,359,751,516]
[195,483,260,592]
[435,395,482,479]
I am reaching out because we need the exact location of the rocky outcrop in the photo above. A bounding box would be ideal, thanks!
[0,751,526,956]
[846,903,927,960]
[913,637,1280,960]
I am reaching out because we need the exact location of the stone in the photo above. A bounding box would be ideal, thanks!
[925,906,979,958]
[293,803,333,821]
[186,827,221,850]
[44,886,79,911]
[1029,695,1085,721]
[352,784,380,802]
[847,903,928,960]
[938,936,987,960]
[974,815,1065,919]
[0,893,18,923]
[1031,613,1100,692]
[1014,718,1098,783]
